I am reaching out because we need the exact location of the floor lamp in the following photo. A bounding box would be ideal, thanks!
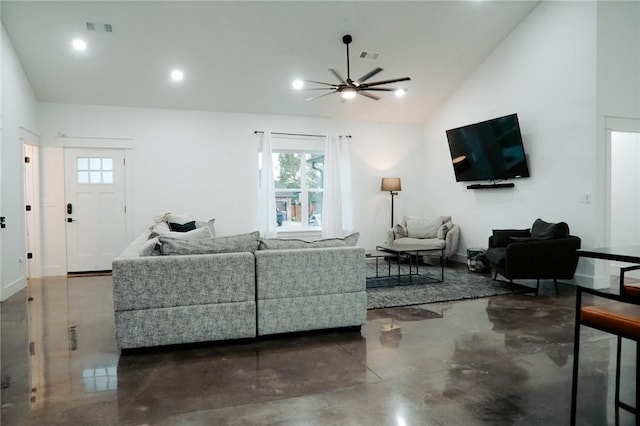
[381,178,401,228]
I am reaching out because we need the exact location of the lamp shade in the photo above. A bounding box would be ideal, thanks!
[381,177,402,192]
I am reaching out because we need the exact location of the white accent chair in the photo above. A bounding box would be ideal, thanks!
[385,215,461,263]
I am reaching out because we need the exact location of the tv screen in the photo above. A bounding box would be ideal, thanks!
[446,113,530,182]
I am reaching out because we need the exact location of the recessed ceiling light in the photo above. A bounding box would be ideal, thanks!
[395,89,407,98]
[170,70,184,82]
[72,39,87,51]
[292,79,304,90]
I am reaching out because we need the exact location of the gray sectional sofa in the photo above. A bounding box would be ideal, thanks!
[112,229,366,349]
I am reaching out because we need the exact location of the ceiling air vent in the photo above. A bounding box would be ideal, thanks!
[86,22,113,32]
[359,51,380,60]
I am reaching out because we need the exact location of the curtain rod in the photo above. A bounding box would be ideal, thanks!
[254,131,351,139]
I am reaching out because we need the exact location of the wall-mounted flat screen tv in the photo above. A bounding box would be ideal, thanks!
[446,113,530,182]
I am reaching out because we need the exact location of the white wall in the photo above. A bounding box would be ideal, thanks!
[423,2,599,280]
[1,24,39,300]
[37,103,425,275]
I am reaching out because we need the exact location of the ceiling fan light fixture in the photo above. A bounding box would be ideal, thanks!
[341,88,357,100]
[292,79,304,90]
[395,88,407,98]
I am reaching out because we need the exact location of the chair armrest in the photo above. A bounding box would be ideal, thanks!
[444,224,460,258]
[385,228,395,244]
[503,236,581,278]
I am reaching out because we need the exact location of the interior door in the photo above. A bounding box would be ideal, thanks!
[64,148,127,272]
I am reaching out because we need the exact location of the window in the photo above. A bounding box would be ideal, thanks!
[260,149,324,230]
[76,157,113,184]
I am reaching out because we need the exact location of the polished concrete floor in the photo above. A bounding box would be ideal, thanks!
[0,270,636,425]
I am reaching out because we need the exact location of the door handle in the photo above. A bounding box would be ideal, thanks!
[67,203,73,214]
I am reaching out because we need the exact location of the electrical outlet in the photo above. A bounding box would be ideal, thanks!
[579,193,591,204]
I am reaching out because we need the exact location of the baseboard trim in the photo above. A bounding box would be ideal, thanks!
[2,276,26,301]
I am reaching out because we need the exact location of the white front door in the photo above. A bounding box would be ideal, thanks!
[64,148,127,272]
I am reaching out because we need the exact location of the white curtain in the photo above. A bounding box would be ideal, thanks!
[258,131,278,237]
[322,134,354,238]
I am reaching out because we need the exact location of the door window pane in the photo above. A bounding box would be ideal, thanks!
[102,158,113,170]
[76,157,115,184]
[89,158,101,170]
[77,171,89,184]
[77,158,89,170]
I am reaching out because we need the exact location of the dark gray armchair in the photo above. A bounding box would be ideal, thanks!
[484,219,581,295]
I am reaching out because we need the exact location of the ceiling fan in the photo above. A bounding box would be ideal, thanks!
[298,34,411,101]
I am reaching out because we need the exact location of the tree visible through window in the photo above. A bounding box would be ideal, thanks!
[267,151,324,229]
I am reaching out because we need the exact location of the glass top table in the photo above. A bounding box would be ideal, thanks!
[373,243,444,285]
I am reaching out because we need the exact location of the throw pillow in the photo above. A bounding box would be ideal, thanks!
[169,221,196,232]
[161,226,211,240]
[530,218,570,240]
[492,229,531,247]
[152,212,171,223]
[207,218,216,237]
[167,213,196,232]
[405,216,443,239]
[140,237,161,256]
[149,221,171,236]
[393,224,408,239]
[160,231,260,255]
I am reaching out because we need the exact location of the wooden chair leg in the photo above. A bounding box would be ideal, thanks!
[493,271,498,280]
[570,291,583,425]
[554,279,559,295]
[536,279,540,296]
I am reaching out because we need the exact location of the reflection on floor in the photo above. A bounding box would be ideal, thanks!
[1,271,636,425]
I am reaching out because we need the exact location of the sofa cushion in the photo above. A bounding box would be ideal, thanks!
[258,232,359,250]
[404,216,444,239]
[492,229,531,247]
[159,231,260,255]
[531,218,570,240]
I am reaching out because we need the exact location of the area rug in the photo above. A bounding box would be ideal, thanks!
[366,263,532,310]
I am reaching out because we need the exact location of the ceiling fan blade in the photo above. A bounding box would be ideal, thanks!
[357,91,380,101]
[329,69,346,84]
[357,67,383,84]
[305,79,338,87]
[305,91,338,101]
[360,76,411,88]
[360,88,394,92]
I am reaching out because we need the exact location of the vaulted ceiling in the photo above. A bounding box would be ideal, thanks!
[2,1,539,123]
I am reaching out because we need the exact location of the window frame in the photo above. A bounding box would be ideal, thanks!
[259,136,325,234]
